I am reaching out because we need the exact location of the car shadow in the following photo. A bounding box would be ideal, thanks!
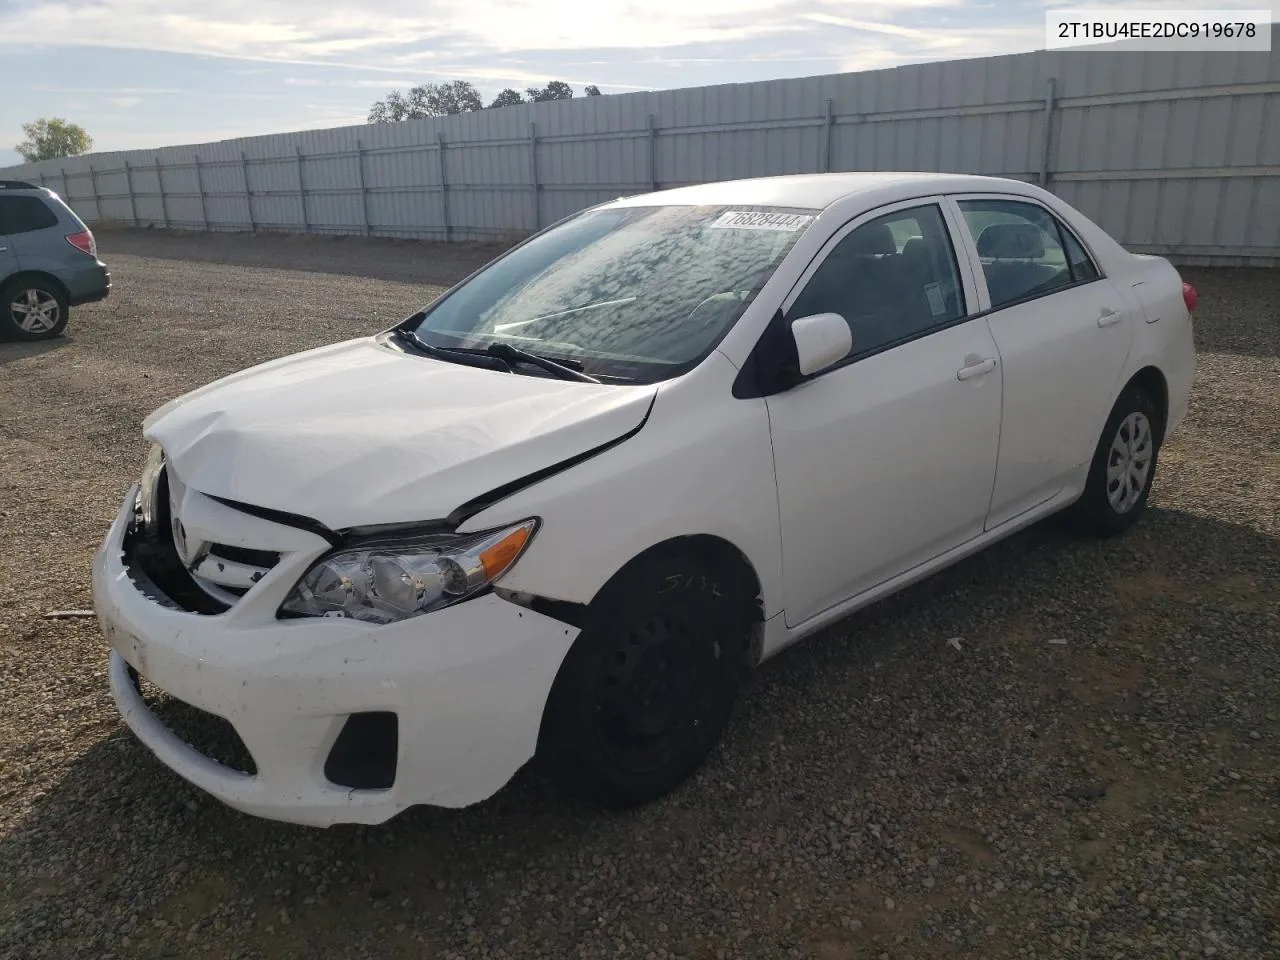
[0,336,69,363]
[2,505,1276,957]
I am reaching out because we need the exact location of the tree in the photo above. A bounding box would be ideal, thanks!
[368,81,483,122]
[16,118,92,163]
[525,80,575,102]
[584,85,602,96]
[489,88,525,108]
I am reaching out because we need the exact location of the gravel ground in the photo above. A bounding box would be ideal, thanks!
[1,231,1277,960]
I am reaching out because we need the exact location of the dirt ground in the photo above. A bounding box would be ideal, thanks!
[1,230,1277,960]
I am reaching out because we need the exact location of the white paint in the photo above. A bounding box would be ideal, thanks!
[143,337,656,529]
[92,172,1196,825]
[790,312,853,376]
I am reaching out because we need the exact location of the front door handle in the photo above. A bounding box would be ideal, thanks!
[0,243,9,252]
[956,356,997,381]
[1097,307,1121,327]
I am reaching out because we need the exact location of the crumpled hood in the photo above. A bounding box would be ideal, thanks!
[143,336,656,530]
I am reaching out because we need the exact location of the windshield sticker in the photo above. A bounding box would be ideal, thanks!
[710,211,813,231]
[924,282,946,316]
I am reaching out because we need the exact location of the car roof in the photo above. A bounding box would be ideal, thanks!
[607,172,1042,212]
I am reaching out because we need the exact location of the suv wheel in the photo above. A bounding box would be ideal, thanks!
[2,279,69,340]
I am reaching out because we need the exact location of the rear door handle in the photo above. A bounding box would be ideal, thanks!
[1097,307,1121,327]
[0,243,9,252]
[956,357,997,381]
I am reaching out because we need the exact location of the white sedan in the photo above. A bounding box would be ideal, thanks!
[93,172,1197,825]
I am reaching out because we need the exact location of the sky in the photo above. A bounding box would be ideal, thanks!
[0,0,1243,169]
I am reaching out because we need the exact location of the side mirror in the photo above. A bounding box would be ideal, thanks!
[790,313,852,377]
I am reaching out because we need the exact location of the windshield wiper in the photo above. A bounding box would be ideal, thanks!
[485,342,601,383]
[392,328,508,371]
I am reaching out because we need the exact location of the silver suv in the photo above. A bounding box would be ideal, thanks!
[1,179,111,340]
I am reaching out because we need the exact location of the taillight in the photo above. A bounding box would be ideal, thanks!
[1182,281,1197,314]
[66,230,96,257]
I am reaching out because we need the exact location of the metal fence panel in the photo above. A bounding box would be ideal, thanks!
[6,27,1279,263]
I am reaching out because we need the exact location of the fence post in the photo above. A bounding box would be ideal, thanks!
[356,140,372,236]
[155,157,170,228]
[124,160,139,225]
[647,114,658,191]
[194,155,209,230]
[1038,77,1057,189]
[60,167,70,201]
[295,145,309,233]
[38,173,46,188]
[436,133,450,242]
[241,151,256,232]
[528,122,541,230]
[88,164,101,221]
[821,98,835,173]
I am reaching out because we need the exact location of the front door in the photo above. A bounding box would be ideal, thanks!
[766,200,1003,627]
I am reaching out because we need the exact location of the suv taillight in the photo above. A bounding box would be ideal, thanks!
[1182,281,1198,314]
[66,230,96,257]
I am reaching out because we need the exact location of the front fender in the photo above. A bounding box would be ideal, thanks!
[460,351,783,618]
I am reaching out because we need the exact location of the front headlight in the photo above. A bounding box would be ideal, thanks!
[279,519,538,624]
[138,442,166,530]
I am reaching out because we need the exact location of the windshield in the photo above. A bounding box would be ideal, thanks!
[408,204,816,383]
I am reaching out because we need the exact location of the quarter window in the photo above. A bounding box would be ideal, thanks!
[788,204,966,360]
[957,198,1099,309]
[1062,226,1100,282]
[0,196,58,235]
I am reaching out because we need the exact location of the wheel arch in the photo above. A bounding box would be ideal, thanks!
[531,532,767,753]
[588,532,764,622]
[2,270,71,303]
[1123,365,1170,442]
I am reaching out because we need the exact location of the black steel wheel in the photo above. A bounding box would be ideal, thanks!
[540,548,754,808]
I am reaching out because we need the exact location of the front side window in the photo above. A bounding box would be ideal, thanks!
[409,204,815,383]
[788,203,966,360]
[958,198,1099,309]
[0,196,59,235]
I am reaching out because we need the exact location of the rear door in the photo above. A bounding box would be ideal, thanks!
[1,193,64,263]
[948,195,1134,530]
[0,197,23,279]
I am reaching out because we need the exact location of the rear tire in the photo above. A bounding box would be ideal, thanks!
[539,550,753,808]
[1,279,69,340]
[1072,385,1161,537]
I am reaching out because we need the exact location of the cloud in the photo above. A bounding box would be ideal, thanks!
[805,13,959,43]
[1,0,1060,162]
[0,0,974,67]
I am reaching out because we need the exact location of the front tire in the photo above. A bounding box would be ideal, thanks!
[2,279,69,340]
[1073,386,1161,537]
[539,550,753,808]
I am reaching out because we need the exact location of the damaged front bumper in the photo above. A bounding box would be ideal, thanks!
[92,484,579,826]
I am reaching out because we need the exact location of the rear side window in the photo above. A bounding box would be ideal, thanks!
[958,198,1099,309]
[788,203,966,360]
[0,196,59,235]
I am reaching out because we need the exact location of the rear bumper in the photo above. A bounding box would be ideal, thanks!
[1163,309,1197,442]
[65,262,110,306]
[93,485,579,826]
